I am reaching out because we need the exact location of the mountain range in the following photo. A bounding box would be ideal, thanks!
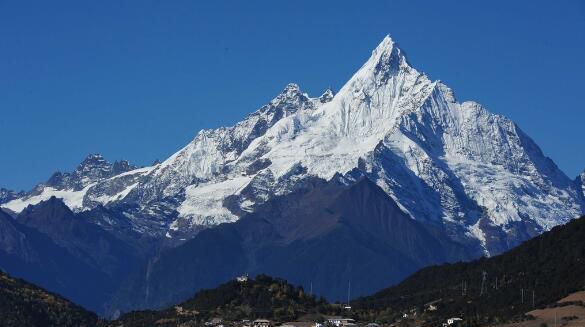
[0,35,583,316]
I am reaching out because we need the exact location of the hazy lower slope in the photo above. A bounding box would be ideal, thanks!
[110,176,469,314]
[0,209,116,314]
[0,200,152,315]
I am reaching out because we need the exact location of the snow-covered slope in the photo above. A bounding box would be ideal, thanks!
[2,36,583,254]
[1,154,148,213]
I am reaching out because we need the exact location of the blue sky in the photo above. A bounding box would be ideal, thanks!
[1,0,584,191]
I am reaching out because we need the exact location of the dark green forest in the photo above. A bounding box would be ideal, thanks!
[351,216,585,325]
[108,275,345,326]
[0,271,98,327]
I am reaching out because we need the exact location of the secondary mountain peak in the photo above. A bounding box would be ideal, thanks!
[46,154,137,192]
[2,153,142,214]
[267,83,311,110]
[76,154,137,179]
[281,82,301,93]
[78,153,107,167]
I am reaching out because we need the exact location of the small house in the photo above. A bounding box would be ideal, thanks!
[447,317,463,325]
[253,319,272,327]
[237,273,249,283]
[326,317,355,327]
[205,318,223,326]
[280,322,318,327]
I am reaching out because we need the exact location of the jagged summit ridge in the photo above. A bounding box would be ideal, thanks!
[1,154,146,213]
[47,153,137,191]
[2,35,583,255]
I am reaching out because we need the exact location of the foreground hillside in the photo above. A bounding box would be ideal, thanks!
[0,200,153,315]
[0,271,98,327]
[499,291,585,327]
[108,275,339,327]
[352,215,585,325]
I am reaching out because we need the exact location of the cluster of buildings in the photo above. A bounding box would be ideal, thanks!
[209,276,462,327]
[203,315,463,327]
[203,316,361,327]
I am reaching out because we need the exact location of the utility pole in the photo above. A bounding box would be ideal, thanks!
[347,280,351,305]
[462,280,465,296]
[480,271,487,296]
[521,288,524,304]
[532,290,535,307]
[495,276,498,290]
[310,282,313,296]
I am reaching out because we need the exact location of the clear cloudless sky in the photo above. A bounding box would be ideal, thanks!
[1,0,584,191]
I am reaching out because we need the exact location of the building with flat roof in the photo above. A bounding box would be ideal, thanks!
[253,319,272,327]
[326,316,355,327]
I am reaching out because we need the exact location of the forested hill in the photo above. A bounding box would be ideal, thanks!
[0,271,98,327]
[351,215,585,325]
[109,275,342,327]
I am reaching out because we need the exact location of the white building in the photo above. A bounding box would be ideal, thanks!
[236,273,249,283]
[253,319,271,327]
[326,317,355,327]
[447,317,463,325]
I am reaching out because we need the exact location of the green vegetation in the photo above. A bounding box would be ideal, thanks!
[0,271,98,327]
[182,275,333,320]
[109,275,345,326]
[351,216,585,326]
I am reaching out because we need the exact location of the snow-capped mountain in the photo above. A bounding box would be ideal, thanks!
[2,36,583,255]
[1,154,141,212]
